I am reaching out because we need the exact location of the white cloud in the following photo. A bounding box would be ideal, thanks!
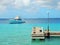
[0,0,60,11]
[12,0,30,8]
[0,0,13,11]
[0,5,7,11]
[31,0,53,9]
[56,2,60,9]
[13,0,23,8]
[22,0,30,6]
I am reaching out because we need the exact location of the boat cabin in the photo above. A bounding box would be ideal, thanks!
[32,27,45,40]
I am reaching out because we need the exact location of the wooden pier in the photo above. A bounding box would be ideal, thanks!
[32,27,60,40]
[45,31,60,36]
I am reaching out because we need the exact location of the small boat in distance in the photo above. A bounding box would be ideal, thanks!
[9,16,25,24]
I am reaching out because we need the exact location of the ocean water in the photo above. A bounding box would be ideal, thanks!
[0,18,60,45]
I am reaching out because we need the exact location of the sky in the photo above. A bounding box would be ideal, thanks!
[0,0,60,18]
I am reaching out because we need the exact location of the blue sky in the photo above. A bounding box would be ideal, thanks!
[0,0,60,18]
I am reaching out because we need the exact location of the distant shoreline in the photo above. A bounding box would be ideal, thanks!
[0,18,60,20]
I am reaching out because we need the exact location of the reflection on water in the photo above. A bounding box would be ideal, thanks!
[31,37,60,45]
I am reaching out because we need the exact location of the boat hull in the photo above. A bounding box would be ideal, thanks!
[9,20,25,24]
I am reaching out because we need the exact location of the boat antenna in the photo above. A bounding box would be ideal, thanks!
[46,12,50,38]
[47,12,49,31]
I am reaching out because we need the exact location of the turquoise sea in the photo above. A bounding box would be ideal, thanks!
[0,18,60,45]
